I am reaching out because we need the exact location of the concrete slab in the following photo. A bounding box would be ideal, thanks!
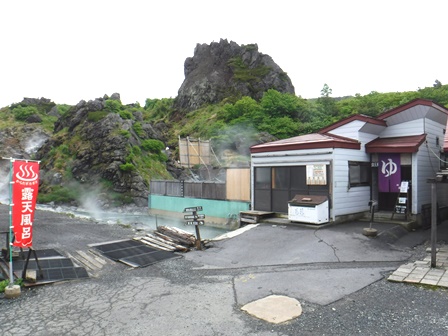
[235,267,392,306]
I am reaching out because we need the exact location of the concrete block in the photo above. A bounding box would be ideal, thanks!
[25,270,37,283]
[362,228,378,237]
[4,285,21,299]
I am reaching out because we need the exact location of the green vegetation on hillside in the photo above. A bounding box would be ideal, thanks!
[2,80,448,205]
[142,82,448,157]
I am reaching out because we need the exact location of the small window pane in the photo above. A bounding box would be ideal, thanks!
[255,167,271,189]
[272,167,289,189]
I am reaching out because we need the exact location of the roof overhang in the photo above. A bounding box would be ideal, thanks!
[365,134,427,153]
[250,133,360,153]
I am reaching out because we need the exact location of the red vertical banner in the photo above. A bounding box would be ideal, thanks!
[12,161,40,247]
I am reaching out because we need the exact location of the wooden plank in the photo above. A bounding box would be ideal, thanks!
[136,237,174,252]
[76,250,105,269]
[144,234,180,251]
[153,232,190,252]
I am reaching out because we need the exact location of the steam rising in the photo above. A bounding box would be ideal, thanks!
[0,167,11,204]
[212,124,258,166]
[24,133,48,155]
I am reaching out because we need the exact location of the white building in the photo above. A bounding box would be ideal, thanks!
[250,99,448,224]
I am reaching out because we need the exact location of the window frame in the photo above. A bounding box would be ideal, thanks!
[348,161,371,187]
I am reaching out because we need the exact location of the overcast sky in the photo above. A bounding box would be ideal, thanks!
[1,0,447,108]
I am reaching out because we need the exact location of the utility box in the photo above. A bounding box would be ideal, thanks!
[288,195,329,224]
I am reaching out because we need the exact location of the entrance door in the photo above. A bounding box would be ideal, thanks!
[374,165,412,211]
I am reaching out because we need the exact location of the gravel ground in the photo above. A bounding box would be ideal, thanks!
[1,204,448,336]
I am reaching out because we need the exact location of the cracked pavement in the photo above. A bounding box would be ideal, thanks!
[1,205,448,335]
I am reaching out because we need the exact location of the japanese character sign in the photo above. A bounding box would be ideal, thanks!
[378,153,401,192]
[12,161,40,247]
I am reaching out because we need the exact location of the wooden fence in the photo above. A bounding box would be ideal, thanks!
[150,180,226,199]
[150,168,250,202]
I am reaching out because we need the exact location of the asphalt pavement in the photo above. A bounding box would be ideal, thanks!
[1,205,448,336]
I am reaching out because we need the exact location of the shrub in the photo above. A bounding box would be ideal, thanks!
[104,99,122,113]
[119,110,133,120]
[131,146,141,155]
[11,106,38,121]
[37,185,79,204]
[119,130,130,138]
[119,163,135,172]
[133,122,145,138]
[228,56,270,81]
[59,144,70,156]
[141,139,164,153]
[88,111,108,122]
[56,104,72,116]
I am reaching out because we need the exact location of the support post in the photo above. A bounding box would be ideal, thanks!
[195,224,202,251]
[8,159,14,287]
[431,182,437,268]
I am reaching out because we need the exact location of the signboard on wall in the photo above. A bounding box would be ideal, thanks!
[306,164,327,185]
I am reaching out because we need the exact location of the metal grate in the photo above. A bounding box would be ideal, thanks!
[10,249,89,285]
[92,239,179,267]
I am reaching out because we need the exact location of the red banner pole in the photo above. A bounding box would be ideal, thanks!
[8,159,14,287]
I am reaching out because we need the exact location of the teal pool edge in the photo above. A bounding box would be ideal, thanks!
[149,195,250,219]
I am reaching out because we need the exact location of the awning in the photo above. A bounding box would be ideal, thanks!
[365,134,426,153]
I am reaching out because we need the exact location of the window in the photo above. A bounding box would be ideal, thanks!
[255,167,271,189]
[272,167,289,189]
[349,161,370,187]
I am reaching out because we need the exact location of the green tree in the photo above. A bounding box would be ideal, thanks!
[260,89,309,120]
[316,84,338,116]
[220,96,262,124]
[259,116,299,139]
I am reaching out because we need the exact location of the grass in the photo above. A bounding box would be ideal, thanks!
[0,278,23,293]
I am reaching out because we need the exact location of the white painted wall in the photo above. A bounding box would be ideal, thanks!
[413,118,448,212]
[380,119,424,137]
[328,120,366,140]
[331,148,371,218]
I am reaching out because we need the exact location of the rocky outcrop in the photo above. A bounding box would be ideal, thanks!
[174,39,295,112]
[0,125,50,160]
[36,94,170,207]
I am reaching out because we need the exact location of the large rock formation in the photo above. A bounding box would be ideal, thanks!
[174,39,295,112]
[36,94,174,207]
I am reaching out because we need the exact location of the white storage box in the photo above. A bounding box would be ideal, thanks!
[288,195,329,224]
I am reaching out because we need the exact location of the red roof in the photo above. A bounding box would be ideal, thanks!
[365,134,427,153]
[250,133,360,153]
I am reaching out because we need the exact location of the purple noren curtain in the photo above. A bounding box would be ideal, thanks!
[378,153,401,192]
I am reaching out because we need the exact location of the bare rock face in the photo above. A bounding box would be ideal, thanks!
[174,39,295,112]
